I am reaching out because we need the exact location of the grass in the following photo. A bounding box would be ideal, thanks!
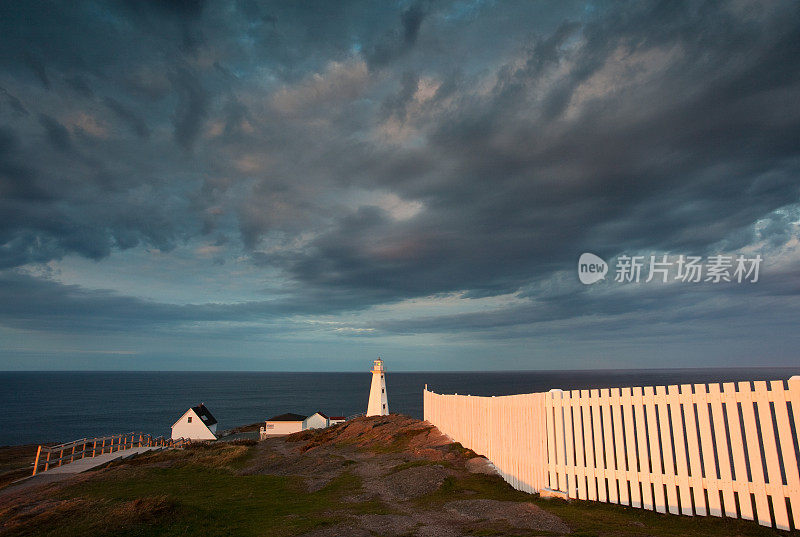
[413,470,795,537]
[384,459,452,475]
[0,445,38,490]
[0,444,390,537]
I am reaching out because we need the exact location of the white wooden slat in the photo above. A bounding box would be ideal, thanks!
[574,390,587,500]
[611,388,630,505]
[695,383,722,517]
[592,389,608,503]
[554,390,566,492]
[754,381,789,530]
[645,386,666,513]
[564,391,576,498]
[656,385,679,514]
[581,389,597,501]
[683,384,707,516]
[708,383,737,517]
[723,382,754,521]
[775,378,800,529]
[546,390,557,490]
[739,381,771,527]
[602,389,619,504]
[581,390,597,500]
[622,387,641,507]
[633,386,654,510]
[668,384,693,515]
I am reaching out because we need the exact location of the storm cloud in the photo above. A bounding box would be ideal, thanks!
[0,1,798,370]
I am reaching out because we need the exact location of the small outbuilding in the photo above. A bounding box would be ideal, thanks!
[261,413,306,437]
[329,416,346,426]
[171,403,218,441]
[303,412,329,430]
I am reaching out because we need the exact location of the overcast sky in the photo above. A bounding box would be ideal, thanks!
[1,1,799,371]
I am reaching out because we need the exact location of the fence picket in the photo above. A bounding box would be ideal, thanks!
[564,391,576,498]
[622,387,641,508]
[695,383,722,517]
[683,384,707,516]
[575,390,588,500]
[723,382,754,521]
[739,381,771,526]
[592,389,608,503]
[581,390,596,501]
[632,387,653,510]
[754,381,789,529]
[776,378,800,529]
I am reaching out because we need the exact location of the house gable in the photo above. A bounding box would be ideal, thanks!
[171,406,216,440]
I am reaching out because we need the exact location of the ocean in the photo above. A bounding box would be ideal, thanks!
[2,367,798,446]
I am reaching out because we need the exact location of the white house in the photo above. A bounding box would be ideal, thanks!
[303,412,329,430]
[329,416,346,426]
[261,413,306,438]
[171,403,218,441]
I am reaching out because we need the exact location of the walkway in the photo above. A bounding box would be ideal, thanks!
[1,446,163,498]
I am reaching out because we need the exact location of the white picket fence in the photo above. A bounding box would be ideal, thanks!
[423,377,800,530]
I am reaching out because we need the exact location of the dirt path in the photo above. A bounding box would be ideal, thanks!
[243,414,573,536]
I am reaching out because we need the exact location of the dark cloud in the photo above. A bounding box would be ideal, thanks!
[104,97,150,138]
[0,87,28,115]
[65,74,94,98]
[0,1,798,368]
[171,67,208,150]
[23,53,50,89]
[366,2,428,68]
[38,114,73,152]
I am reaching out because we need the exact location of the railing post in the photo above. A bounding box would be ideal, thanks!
[92,440,97,457]
[32,445,42,476]
[44,450,51,472]
[58,448,63,467]
[69,444,76,463]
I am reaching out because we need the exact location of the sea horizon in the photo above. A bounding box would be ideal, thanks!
[4,367,798,447]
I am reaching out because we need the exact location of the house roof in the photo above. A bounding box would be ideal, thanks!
[267,413,307,422]
[329,416,345,420]
[306,411,328,419]
[191,404,218,426]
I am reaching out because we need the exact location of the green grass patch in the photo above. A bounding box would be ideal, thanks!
[416,473,535,507]
[527,496,794,537]
[3,453,390,537]
[384,459,452,475]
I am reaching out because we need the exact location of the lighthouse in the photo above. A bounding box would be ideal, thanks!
[366,357,389,416]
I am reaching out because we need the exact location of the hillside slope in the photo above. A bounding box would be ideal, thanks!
[0,415,793,536]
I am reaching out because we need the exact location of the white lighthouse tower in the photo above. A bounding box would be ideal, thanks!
[366,357,389,416]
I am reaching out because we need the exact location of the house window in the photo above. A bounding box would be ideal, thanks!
[382,404,386,410]
[188,416,192,423]
[382,388,384,393]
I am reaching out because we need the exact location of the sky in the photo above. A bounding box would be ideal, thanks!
[0,0,799,371]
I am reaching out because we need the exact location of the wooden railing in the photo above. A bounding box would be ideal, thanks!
[32,433,189,476]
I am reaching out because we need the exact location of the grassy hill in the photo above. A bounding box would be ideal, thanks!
[0,415,794,537]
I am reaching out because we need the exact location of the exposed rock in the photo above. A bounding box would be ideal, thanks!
[465,456,497,475]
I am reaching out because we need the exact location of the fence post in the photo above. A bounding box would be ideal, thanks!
[32,445,42,476]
